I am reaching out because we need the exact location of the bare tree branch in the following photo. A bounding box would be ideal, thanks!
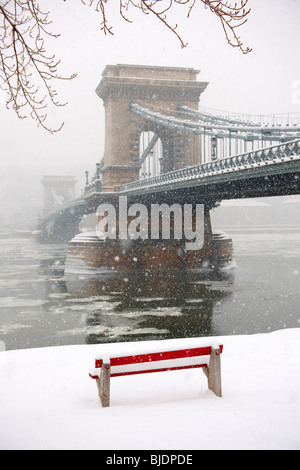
[0,0,76,133]
[84,0,252,53]
[0,0,251,133]
[202,0,252,54]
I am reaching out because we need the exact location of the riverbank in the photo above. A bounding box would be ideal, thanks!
[0,328,299,450]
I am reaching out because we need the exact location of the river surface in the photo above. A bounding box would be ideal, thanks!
[0,228,299,350]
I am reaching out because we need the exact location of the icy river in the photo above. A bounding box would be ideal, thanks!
[0,228,299,351]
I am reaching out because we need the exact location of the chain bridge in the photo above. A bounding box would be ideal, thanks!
[37,64,300,274]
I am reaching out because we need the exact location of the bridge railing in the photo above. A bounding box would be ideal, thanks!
[84,160,103,196]
[120,139,300,193]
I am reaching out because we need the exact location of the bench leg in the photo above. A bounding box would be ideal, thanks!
[96,362,111,407]
[203,348,222,397]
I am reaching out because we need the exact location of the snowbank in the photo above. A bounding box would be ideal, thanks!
[0,328,300,450]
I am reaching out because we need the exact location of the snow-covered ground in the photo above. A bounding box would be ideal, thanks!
[0,328,299,450]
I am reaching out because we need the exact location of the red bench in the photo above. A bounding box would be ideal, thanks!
[89,341,223,407]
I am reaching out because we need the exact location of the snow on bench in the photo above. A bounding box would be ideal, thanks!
[89,340,223,407]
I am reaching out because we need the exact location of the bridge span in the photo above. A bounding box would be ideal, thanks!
[37,137,300,241]
[36,64,300,273]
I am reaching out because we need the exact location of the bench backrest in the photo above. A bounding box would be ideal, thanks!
[92,344,223,378]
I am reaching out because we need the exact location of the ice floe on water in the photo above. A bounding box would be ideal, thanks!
[64,301,121,312]
[0,297,49,308]
[57,324,170,339]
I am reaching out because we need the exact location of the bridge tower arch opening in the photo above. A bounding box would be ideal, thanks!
[137,121,181,178]
[96,64,208,191]
[139,131,163,180]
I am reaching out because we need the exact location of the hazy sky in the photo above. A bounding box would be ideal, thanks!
[1,0,300,197]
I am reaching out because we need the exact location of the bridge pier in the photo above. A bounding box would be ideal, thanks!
[65,198,233,276]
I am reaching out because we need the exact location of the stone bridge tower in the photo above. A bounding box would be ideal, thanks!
[96,64,208,192]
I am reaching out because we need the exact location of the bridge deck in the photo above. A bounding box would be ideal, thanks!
[120,139,300,201]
